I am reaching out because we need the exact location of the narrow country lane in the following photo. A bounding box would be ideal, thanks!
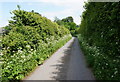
[24,37,95,80]
[66,37,95,80]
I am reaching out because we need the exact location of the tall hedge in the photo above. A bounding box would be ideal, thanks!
[78,2,120,80]
[1,8,71,81]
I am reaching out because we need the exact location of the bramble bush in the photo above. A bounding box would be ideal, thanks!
[0,6,72,81]
[77,2,120,80]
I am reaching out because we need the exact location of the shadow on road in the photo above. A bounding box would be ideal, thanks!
[50,38,75,80]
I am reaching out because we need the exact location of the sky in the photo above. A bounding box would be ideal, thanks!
[0,0,88,27]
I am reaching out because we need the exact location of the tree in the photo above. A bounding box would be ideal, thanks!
[62,16,73,23]
[54,17,64,25]
[31,10,34,12]
[54,16,78,36]
[17,5,21,10]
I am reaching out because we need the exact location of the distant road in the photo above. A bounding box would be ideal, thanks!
[24,37,95,80]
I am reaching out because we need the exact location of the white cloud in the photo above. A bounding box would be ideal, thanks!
[37,0,87,6]
[0,0,88,25]
[0,21,9,27]
[41,8,81,24]
[39,0,87,24]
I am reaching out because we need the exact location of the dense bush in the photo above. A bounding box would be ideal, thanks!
[54,16,78,36]
[0,7,71,81]
[77,2,120,80]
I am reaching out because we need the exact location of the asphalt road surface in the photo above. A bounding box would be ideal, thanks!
[24,37,95,80]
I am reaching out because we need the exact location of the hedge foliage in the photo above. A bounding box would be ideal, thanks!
[0,7,71,81]
[77,2,120,80]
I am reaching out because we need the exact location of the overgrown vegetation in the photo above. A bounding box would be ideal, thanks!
[77,2,120,80]
[54,16,79,36]
[0,6,71,81]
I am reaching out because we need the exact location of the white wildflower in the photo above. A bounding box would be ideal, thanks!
[26,45,31,48]
[0,52,3,56]
[21,55,25,58]
[114,71,118,75]
[7,47,9,49]
[18,50,23,54]
[106,63,108,66]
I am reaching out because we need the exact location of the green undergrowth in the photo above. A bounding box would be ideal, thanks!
[77,2,120,80]
[0,6,72,81]
[77,34,120,80]
[1,34,71,81]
